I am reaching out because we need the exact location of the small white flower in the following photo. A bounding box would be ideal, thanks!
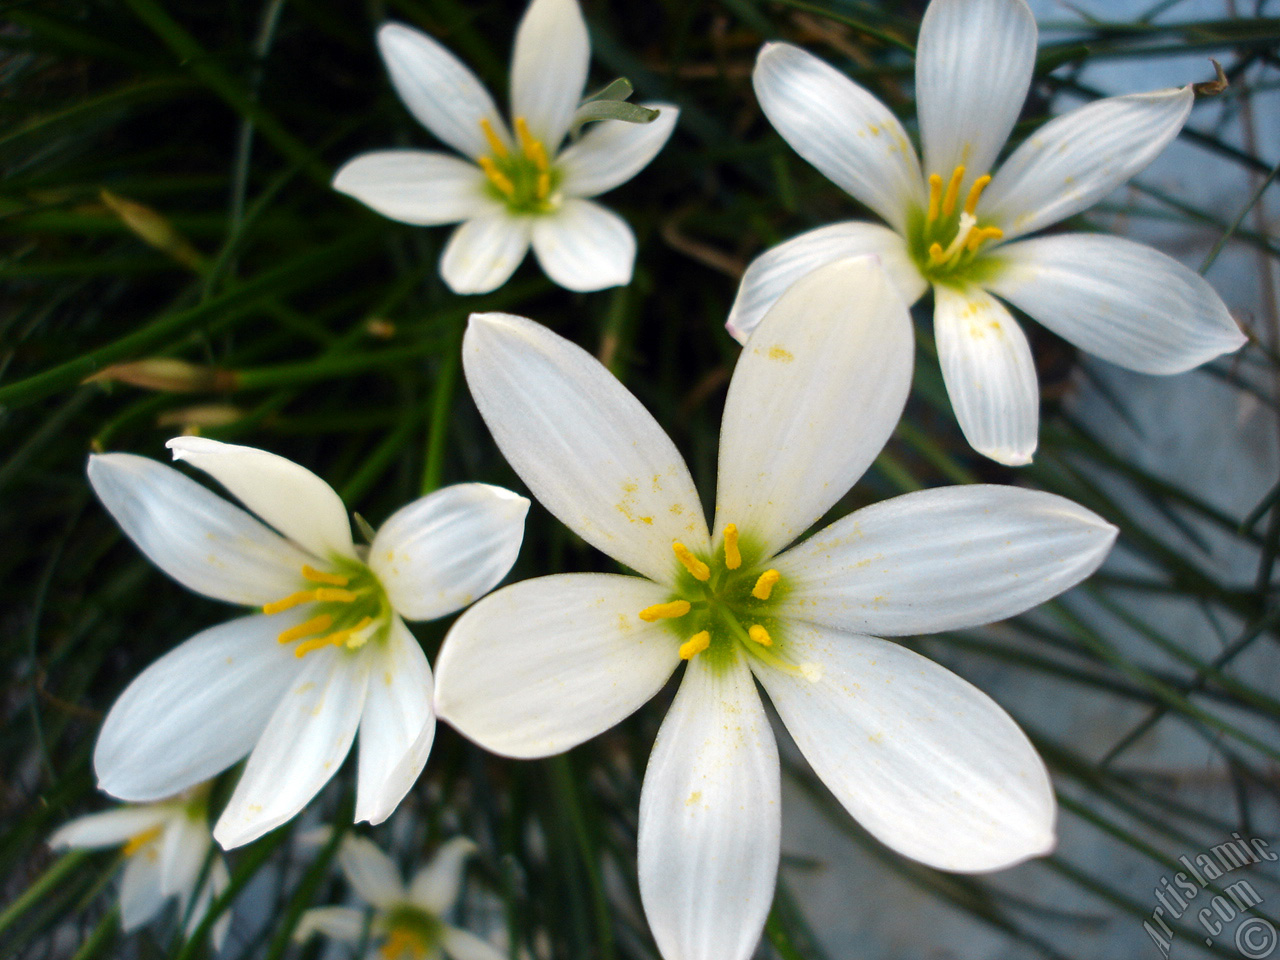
[296,835,504,960]
[88,438,528,849]
[332,0,679,295]
[730,0,1246,465]
[50,790,231,948]
[434,257,1117,960]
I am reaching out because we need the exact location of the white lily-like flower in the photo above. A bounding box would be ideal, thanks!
[729,0,1246,465]
[296,835,504,960]
[332,0,679,295]
[88,438,528,850]
[50,789,231,947]
[434,257,1117,960]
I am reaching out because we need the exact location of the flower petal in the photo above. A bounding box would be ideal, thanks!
[332,150,494,226]
[442,925,509,960]
[95,614,304,802]
[338,835,405,909]
[166,437,355,561]
[49,807,170,849]
[557,104,679,198]
[410,837,477,914]
[435,574,681,757]
[119,849,167,931]
[462,312,709,583]
[987,234,1246,373]
[982,87,1193,241]
[725,222,926,344]
[933,283,1039,466]
[510,0,589,152]
[158,812,208,905]
[87,454,310,606]
[531,198,635,291]
[370,483,528,622]
[773,484,1115,635]
[295,906,367,944]
[638,653,779,960]
[753,625,1056,872]
[354,618,436,826]
[377,22,507,160]
[714,257,914,562]
[916,0,1036,190]
[754,42,922,233]
[440,213,532,294]
[214,647,371,849]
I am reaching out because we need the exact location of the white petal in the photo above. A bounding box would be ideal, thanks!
[462,312,708,583]
[189,856,232,948]
[377,22,507,160]
[933,283,1039,466]
[87,454,310,606]
[754,625,1056,871]
[510,0,589,152]
[442,925,509,960]
[531,198,635,291]
[49,807,170,850]
[370,483,529,621]
[557,104,679,198]
[715,258,914,562]
[95,614,304,803]
[410,837,477,914]
[158,813,208,904]
[440,213,532,294]
[982,87,1194,241]
[119,848,167,932]
[987,234,1246,373]
[638,654,779,960]
[338,835,405,909]
[754,43,922,233]
[725,222,926,344]
[166,437,355,561]
[773,484,1115,635]
[214,648,372,849]
[354,618,436,825]
[295,906,367,944]
[435,574,681,758]
[916,0,1036,187]
[332,150,493,226]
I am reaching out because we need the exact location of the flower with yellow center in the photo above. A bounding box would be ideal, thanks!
[296,836,505,960]
[434,258,1117,960]
[332,0,678,295]
[729,0,1246,465]
[88,439,528,849]
[49,787,231,947]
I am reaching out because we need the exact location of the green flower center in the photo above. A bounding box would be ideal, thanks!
[378,904,443,960]
[477,116,561,215]
[261,558,391,657]
[909,164,1003,282]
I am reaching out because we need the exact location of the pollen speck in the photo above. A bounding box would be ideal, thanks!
[767,345,794,362]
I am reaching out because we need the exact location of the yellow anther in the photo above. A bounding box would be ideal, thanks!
[963,174,992,216]
[639,600,692,622]
[722,524,741,570]
[941,165,966,218]
[276,614,333,645]
[752,569,781,600]
[479,117,508,158]
[678,630,711,660]
[536,170,551,201]
[292,616,375,658]
[122,825,162,858]
[528,138,550,172]
[965,225,1003,253]
[927,241,947,266]
[672,542,710,581]
[927,173,943,224]
[302,564,349,586]
[380,928,428,960]
[478,156,515,198]
[314,588,357,603]
[514,116,538,154]
[748,624,773,646]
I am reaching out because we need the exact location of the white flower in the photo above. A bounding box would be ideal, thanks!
[729,0,1246,465]
[296,835,504,960]
[88,438,528,850]
[433,257,1117,960]
[50,790,231,948]
[332,0,679,295]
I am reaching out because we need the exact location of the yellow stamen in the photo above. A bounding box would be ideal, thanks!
[478,156,515,197]
[536,170,551,201]
[302,564,349,586]
[262,586,356,615]
[941,165,966,218]
[748,624,772,646]
[963,174,992,215]
[722,524,742,570]
[514,116,538,154]
[276,613,333,645]
[927,241,947,266]
[639,600,692,622]
[479,117,508,158]
[528,138,550,172]
[678,630,711,660]
[965,225,1003,253]
[292,616,375,658]
[122,825,162,858]
[672,542,710,581]
[380,928,427,960]
[752,569,781,600]
[926,173,943,224]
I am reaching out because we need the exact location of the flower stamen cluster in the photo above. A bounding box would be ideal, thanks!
[916,164,1003,277]
[262,562,390,657]
[476,116,559,214]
